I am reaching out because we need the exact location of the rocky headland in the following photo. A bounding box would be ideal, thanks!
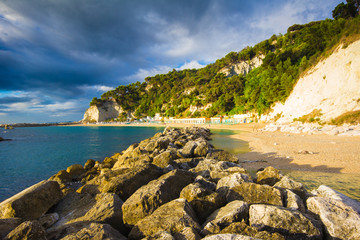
[0,127,359,240]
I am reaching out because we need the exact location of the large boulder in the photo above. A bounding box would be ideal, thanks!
[206,150,239,163]
[0,180,62,220]
[181,141,198,157]
[249,204,323,239]
[3,221,46,240]
[173,158,203,170]
[284,189,305,212]
[311,185,360,214]
[47,222,127,240]
[49,170,72,185]
[97,163,162,200]
[50,192,125,232]
[66,164,86,180]
[173,227,201,240]
[128,198,200,239]
[193,141,209,157]
[180,180,225,223]
[144,137,170,152]
[256,166,282,186]
[0,218,23,239]
[307,194,360,239]
[191,159,247,181]
[38,213,59,229]
[152,150,177,168]
[274,176,307,200]
[58,223,127,240]
[201,201,249,235]
[201,234,260,240]
[220,221,285,240]
[142,231,175,240]
[227,182,283,206]
[122,170,194,226]
[216,173,251,195]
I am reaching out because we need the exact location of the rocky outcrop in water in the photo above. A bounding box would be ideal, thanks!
[0,127,359,240]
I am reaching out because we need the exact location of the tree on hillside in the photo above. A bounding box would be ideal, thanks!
[332,0,359,19]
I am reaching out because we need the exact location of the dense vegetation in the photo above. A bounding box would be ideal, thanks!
[90,4,360,120]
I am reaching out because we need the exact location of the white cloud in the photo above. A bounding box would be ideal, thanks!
[80,85,114,92]
[125,65,173,82]
[0,112,7,116]
[177,60,206,70]
[250,0,338,33]
[124,60,206,83]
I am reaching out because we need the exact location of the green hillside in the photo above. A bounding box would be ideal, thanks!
[90,3,360,120]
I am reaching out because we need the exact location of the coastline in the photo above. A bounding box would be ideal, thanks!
[73,122,360,174]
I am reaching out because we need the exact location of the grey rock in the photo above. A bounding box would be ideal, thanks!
[38,213,59,229]
[284,189,305,212]
[249,204,322,239]
[227,182,283,206]
[307,195,360,239]
[129,198,200,240]
[191,159,247,181]
[256,166,282,186]
[142,231,175,240]
[206,150,239,163]
[194,141,209,157]
[84,159,96,170]
[3,221,46,240]
[216,173,251,195]
[50,192,125,232]
[153,150,176,168]
[181,141,198,157]
[0,180,62,220]
[0,218,23,239]
[220,221,285,240]
[97,163,162,200]
[201,201,249,235]
[201,234,261,240]
[48,222,127,240]
[311,185,360,214]
[173,227,201,240]
[274,176,307,199]
[122,170,194,226]
[180,181,225,223]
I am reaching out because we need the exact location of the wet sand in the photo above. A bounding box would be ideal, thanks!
[74,122,360,174]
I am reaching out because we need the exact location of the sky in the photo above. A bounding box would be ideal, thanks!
[0,0,341,123]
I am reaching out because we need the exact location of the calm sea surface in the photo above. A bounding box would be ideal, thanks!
[1,126,359,202]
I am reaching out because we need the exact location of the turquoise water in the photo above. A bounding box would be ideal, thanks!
[210,129,249,154]
[0,126,164,201]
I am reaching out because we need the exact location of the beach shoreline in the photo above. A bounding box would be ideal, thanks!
[71,122,360,174]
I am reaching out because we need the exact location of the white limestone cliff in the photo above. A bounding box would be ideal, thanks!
[82,100,124,122]
[262,39,360,123]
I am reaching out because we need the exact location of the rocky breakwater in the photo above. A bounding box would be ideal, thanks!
[1,127,360,240]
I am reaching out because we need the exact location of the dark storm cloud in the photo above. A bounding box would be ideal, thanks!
[0,0,216,94]
[0,96,29,104]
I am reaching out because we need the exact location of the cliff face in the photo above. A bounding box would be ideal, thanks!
[262,39,360,123]
[218,54,264,77]
[82,100,124,122]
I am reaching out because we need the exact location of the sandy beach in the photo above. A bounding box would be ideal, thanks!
[75,122,360,174]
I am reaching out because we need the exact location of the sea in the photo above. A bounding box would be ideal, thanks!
[1,126,359,202]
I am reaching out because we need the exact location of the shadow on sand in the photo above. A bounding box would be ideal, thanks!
[237,151,343,173]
